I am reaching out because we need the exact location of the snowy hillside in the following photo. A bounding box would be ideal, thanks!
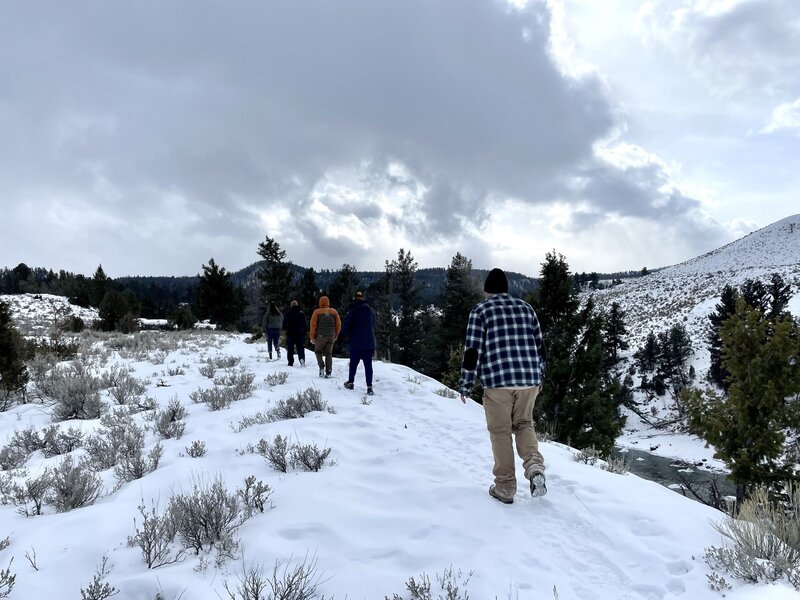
[0,293,98,336]
[1,304,796,598]
[590,214,800,357]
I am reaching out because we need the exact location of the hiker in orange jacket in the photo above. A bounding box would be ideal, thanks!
[309,295,341,378]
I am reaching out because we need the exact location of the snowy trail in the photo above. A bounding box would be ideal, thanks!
[0,332,795,599]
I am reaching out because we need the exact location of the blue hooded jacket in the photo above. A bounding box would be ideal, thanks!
[341,300,376,351]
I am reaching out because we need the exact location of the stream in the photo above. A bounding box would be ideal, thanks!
[612,446,736,507]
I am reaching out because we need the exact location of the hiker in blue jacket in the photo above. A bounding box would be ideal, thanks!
[341,291,376,396]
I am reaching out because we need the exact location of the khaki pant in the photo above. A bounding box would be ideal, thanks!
[483,387,544,497]
[314,336,335,375]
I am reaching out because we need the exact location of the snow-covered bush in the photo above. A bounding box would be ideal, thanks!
[387,566,474,600]
[190,386,237,411]
[222,554,325,600]
[79,555,119,600]
[266,387,329,421]
[114,438,163,486]
[127,500,184,569]
[154,396,187,440]
[0,557,15,598]
[185,440,207,458]
[264,371,289,387]
[237,475,273,515]
[6,472,51,516]
[168,476,249,556]
[214,368,256,401]
[103,366,147,406]
[290,442,331,473]
[43,361,104,420]
[705,484,800,589]
[47,455,103,512]
[254,435,290,473]
[41,425,84,457]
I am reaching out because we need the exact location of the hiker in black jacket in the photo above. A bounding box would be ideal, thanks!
[341,291,376,395]
[282,300,307,367]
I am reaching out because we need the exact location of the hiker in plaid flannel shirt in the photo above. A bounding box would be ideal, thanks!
[459,268,548,503]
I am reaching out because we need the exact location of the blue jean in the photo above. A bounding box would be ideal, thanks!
[266,328,281,355]
[348,348,374,386]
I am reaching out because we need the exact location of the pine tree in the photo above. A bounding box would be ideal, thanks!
[89,265,111,308]
[98,289,131,332]
[197,258,242,329]
[603,302,629,369]
[393,249,421,369]
[529,252,625,455]
[328,264,361,314]
[0,300,28,408]
[298,268,321,316]
[686,299,800,503]
[741,278,768,314]
[437,253,482,378]
[707,284,738,390]
[371,263,397,362]
[256,236,295,309]
[767,272,792,319]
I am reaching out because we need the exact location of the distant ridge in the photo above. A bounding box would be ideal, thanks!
[662,214,800,278]
[590,214,800,353]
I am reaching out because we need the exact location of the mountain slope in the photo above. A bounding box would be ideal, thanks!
[590,214,800,355]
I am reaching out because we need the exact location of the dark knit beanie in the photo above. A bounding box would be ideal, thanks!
[484,268,508,294]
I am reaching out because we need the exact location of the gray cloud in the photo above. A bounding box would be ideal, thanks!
[0,0,750,275]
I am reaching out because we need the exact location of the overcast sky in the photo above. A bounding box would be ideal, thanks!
[1,0,798,278]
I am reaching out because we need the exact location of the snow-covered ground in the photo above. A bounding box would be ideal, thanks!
[0,328,796,599]
[0,293,98,336]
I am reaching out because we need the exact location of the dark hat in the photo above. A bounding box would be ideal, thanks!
[354,291,364,299]
[484,268,508,294]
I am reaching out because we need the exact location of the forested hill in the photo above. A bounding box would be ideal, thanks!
[229,263,538,304]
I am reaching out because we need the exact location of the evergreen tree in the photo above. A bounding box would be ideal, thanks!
[442,345,483,403]
[0,300,28,408]
[767,272,792,319]
[529,252,625,455]
[438,253,482,378]
[98,289,132,332]
[603,302,629,368]
[370,263,397,362]
[634,331,659,375]
[298,268,321,315]
[256,236,295,309]
[740,278,768,314]
[393,249,421,369]
[197,258,242,329]
[328,264,361,314]
[707,284,738,390]
[89,265,111,307]
[416,306,442,378]
[686,299,800,503]
[171,304,198,330]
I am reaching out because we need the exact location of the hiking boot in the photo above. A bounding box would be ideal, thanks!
[300,359,305,367]
[268,352,273,360]
[343,381,354,390]
[530,473,547,498]
[366,386,374,396]
[489,485,514,504]
[277,349,281,358]
[325,372,331,378]
[319,368,325,378]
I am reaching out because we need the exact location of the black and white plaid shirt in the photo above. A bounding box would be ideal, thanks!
[459,293,546,395]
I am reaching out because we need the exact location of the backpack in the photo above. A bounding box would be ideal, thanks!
[317,311,335,335]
